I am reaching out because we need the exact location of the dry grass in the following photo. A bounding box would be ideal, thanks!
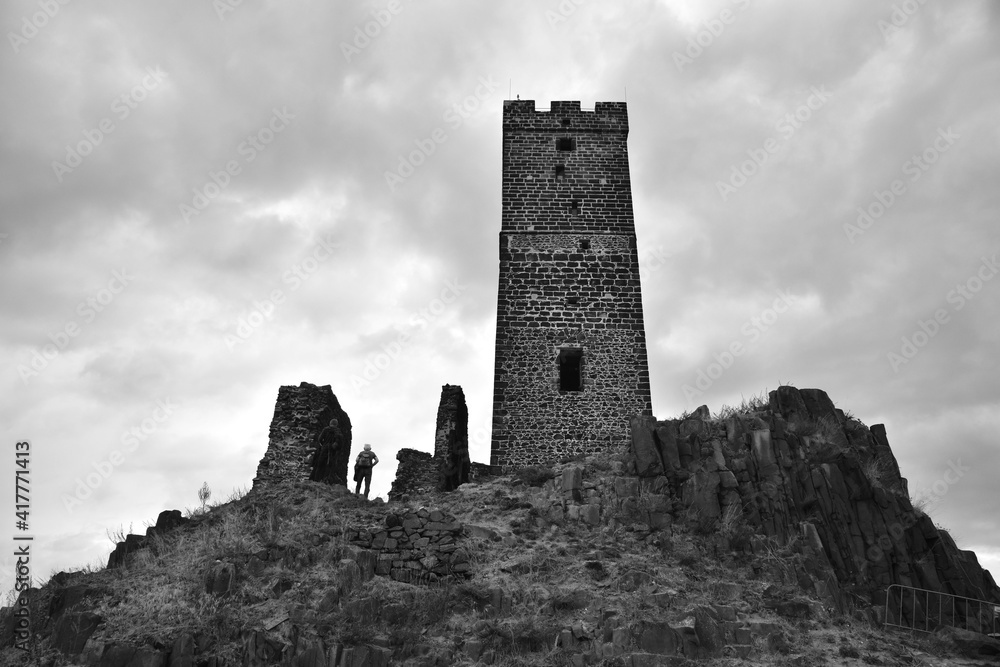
[714,389,770,421]
[13,445,986,667]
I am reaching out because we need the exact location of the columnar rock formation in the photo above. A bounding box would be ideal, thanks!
[629,386,1000,606]
[491,100,653,469]
[252,382,352,489]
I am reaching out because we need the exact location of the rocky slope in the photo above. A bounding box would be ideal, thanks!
[2,386,999,666]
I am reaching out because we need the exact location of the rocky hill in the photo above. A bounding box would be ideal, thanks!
[2,386,1000,666]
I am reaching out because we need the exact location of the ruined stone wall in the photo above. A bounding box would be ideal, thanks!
[347,508,470,584]
[434,384,469,491]
[390,385,474,500]
[388,449,438,501]
[491,100,652,469]
[252,382,352,489]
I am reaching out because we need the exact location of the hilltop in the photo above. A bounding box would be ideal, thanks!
[3,386,1000,666]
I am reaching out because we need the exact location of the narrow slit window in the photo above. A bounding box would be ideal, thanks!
[579,239,590,250]
[556,137,576,151]
[558,348,583,392]
[555,164,565,180]
[570,199,581,214]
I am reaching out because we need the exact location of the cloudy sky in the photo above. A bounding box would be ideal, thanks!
[1,0,998,590]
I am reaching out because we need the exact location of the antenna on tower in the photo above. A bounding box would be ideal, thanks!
[624,85,628,104]
[509,79,512,100]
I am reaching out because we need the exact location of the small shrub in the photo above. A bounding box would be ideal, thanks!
[198,482,212,512]
[910,493,932,517]
[718,503,742,536]
[861,455,892,490]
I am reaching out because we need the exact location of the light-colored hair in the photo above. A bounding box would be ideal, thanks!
[363,444,372,450]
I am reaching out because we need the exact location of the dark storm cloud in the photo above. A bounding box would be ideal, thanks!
[0,0,997,584]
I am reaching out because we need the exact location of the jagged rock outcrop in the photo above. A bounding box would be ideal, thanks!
[107,509,189,568]
[252,382,352,488]
[629,386,1000,608]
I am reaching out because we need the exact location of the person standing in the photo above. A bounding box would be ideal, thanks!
[311,418,342,484]
[354,444,378,498]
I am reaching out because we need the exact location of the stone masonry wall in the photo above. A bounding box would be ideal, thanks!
[252,382,352,489]
[390,385,473,500]
[434,384,469,491]
[347,508,471,584]
[388,449,437,501]
[491,100,652,469]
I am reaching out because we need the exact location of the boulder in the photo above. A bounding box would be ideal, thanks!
[693,606,725,656]
[51,611,102,655]
[935,626,1000,658]
[168,634,195,667]
[638,621,681,655]
[682,471,721,519]
[631,416,663,477]
[203,560,236,597]
[654,423,681,472]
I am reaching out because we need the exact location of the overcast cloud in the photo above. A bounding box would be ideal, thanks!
[1,0,998,588]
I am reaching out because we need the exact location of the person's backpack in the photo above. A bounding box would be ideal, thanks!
[355,451,375,468]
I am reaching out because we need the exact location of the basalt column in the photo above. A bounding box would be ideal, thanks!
[491,100,653,469]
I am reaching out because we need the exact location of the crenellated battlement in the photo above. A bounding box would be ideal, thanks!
[502,100,628,134]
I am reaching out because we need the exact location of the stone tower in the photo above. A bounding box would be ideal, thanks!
[490,100,653,469]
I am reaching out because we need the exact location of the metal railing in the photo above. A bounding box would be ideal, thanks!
[884,584,1000,636]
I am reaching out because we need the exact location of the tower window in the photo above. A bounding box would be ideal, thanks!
[569,199,581,214]
[579,239,590,250]
[561,118,571,126]
[555,164,565,180]
[558,348,584,392]
[556,137,576,151]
